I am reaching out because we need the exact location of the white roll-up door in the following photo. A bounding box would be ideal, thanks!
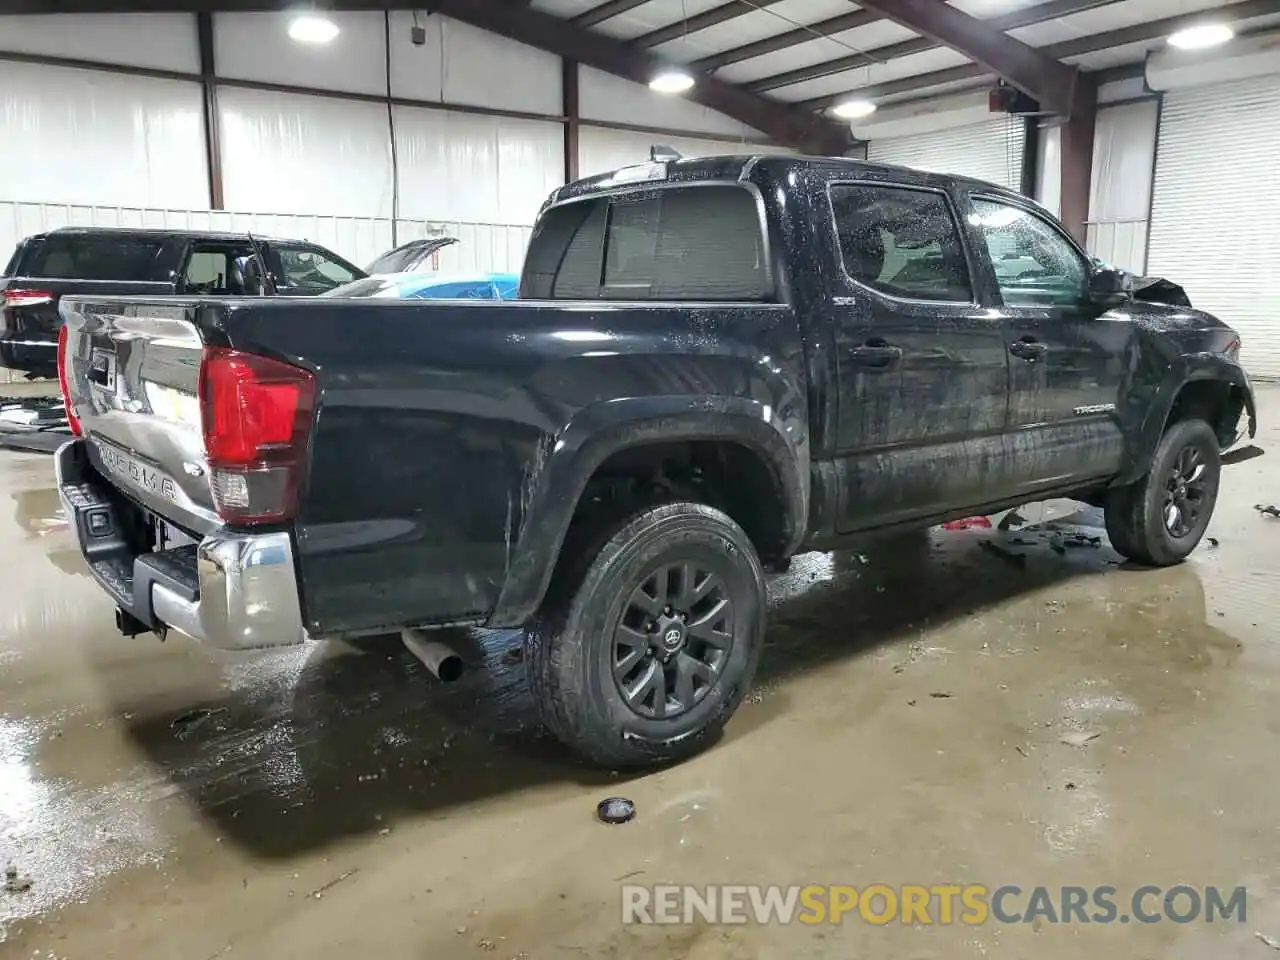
[1148,73,1280,380]
[868,118,1026,190]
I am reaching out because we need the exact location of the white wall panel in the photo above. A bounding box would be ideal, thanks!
[578,126,778,179]
[579,66,762,138]
[0,201,528,287]
[0,61,207,210]
[389,13,560,117]
[1085,99,1158,274]
[393,107,562,225]
[214,11,387,96]
[0,13,198,73]
[1035,123,1062,218]
[393,220,532,275]
[218,86,393,219]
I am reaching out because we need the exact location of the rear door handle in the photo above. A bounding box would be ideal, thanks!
[850,341,903,368]
[1009,338,1048,361]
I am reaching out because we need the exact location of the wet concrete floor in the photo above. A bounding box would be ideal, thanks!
[2,392,1280,959]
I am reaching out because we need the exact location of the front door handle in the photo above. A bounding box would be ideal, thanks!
[850,340,903,368]
[1009,337,1048,361]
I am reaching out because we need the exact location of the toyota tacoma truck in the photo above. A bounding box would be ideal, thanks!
[53,155,1256,767]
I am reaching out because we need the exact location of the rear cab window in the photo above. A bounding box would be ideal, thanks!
[274,245,360,294]
[23,234,165,281]
[522,184,772,302]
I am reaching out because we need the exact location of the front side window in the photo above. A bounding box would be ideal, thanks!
[522,185,771,301]
[275,246,360,293]
[829,183,973,302]
[970,198,1087,307]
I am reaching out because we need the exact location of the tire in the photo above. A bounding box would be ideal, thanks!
[1104,418,1221,566]
[526,501,766,768]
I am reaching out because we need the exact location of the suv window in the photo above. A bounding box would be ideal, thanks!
[971,197,1087,306]
[523,185,771,301]
[275,246,359,294]
[182,246,246,295]
[829,183,972,302]
[25,234,165,281]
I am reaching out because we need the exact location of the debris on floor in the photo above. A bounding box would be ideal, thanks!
[1257,932,1280,951]
[1206,537,1220,548]
[1060,730,1103,748]
[596,797,636,824]
[929,691,953,699]
[943,516,992,531]
[1255,504,1280,519]
[4,864,32,893]
[1052,533,1103,550]
[979,540,1027,567]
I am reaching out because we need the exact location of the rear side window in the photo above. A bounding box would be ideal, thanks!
[24,234,165,281]
[829,183,972,302]
[522,185,771,301]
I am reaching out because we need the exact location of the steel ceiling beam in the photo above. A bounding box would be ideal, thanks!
[572,0,652,29]
[798,0,1280,111]
[426,0,848,151]
[854,0,1078,115]
[633,0,776,49]
[746,0,1122,93]
[693,9,882,72]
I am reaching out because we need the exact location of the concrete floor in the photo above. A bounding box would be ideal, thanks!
[2,392,1279,960]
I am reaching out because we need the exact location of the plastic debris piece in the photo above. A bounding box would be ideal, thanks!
[1255,504,1280,519]
[943,516,992,531]
[1060,730,1102,747]
[597,797,636,824]
[979,540,1027,567]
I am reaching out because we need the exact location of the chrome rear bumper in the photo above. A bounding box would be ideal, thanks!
[56,439,306,650]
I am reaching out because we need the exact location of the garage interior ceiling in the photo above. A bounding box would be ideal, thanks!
[5,0,1280,150]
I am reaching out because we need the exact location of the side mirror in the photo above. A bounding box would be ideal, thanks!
[1088,266,1132,305]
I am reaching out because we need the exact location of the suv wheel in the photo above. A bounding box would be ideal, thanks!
[526,502,766,768]
[1104,418,1221,566]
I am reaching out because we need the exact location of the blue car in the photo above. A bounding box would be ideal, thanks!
[323,271,520,301]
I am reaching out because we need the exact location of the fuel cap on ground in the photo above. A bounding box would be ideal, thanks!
[597,797,636,824]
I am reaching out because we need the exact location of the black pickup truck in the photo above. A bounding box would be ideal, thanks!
[53,155,1256,767]
[1,227,364,377]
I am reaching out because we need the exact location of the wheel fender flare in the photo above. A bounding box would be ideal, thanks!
[1116,357,1256,487]
[488,395,808,628]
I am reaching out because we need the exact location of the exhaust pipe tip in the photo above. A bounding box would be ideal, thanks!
[401,629,465,683]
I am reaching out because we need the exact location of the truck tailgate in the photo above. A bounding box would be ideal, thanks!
[60,297,220,535]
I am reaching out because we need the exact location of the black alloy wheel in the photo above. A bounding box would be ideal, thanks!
[612,561,734,720]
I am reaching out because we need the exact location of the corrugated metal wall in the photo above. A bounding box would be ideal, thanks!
[1148,73,1280,380]
[868,118,1026,190]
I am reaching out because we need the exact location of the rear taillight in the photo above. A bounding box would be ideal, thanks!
[56,324,82,437]
[3,289,54,308]
[198,346,316,525]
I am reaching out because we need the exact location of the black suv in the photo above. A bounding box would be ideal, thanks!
[1,227,364,377]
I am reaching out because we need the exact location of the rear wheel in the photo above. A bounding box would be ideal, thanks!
[526,502,766,768]
[1105,418,1221,566]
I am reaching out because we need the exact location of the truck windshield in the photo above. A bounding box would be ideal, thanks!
[522,184,771,301]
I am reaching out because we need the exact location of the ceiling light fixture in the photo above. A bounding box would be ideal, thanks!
[289,13,340,45]
[649,69,695,94]
[831,98,877,120]
[1167,22,1234,50]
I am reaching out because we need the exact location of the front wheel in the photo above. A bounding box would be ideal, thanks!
[1105,418,1221,566]
[526,502,766,768]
